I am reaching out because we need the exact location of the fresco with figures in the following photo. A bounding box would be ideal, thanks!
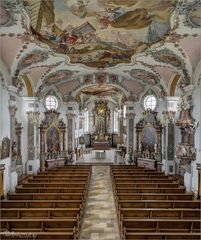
[24,0,176,68]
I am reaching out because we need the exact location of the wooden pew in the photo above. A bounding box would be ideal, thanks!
[122,219,201,233]
[119,208,201,219]
[21,182,87,188]
[0,231,75,239]
[114,183,179,188]
[110,166,201,240]
[112,175,173,180]
[28,178,88,183]
[115,187,186,194]
[118,200,201,209]
[125,232,201,239]
[113,178,174,183]
[15,187,87,194]
[0,218,78,232]
[7,193,85,200]
[1,165,92,240]
[115,193,194,201]
[1,199,83,208]
[1,208,81,219]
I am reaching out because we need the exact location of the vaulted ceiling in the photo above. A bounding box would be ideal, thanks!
[0,0,201,108]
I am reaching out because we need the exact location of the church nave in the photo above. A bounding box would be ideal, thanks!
[80,165,120,240]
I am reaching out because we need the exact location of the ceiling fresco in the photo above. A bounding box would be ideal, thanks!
[18,50,49,70]
[183,1,201,28]
[1,0,201,106]
[81,84,120,96]
[43,69,74,84]
[129,69,160,85]
[24,0,176,68]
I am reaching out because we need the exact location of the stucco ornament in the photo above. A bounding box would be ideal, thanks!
[178,94,190,111]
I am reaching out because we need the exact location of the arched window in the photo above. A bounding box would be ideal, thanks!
[144,95,157,110]
[45,96,58,110]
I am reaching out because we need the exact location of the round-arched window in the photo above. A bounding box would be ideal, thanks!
[144,95,157,110]
[45,96,58,110]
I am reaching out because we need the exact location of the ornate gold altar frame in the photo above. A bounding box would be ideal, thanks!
[136,110,162,162]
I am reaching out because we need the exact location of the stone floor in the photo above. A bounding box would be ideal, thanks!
[76,149,125,165]
[79,166,120,240]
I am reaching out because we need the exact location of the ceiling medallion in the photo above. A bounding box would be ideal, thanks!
[44,70,73,84]
[18,50,48,70]
[130,69,160,85]
[150,49,185,68]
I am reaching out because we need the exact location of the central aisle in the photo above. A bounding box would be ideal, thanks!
[79,165,120,240]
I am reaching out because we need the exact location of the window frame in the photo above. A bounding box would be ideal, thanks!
[45,95,58,110]
[143,94,157,111]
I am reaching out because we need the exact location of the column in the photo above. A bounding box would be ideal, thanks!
[66,113,76,151]
[8,86,18,192]
[0,164,5,199]
[124,102,135,164]
[126,112,135,154]
[196,163,201,200]
[9,105,17,172]
[162,97,179,174]
[24,97,41,174]
[66,101,79,152]
[119,109,124,145]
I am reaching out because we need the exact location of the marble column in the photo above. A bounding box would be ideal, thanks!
[9,105,17,172]
[66,113,76,151]
[8,86,19,191]
[119,109,124,145]
[196,163,201,200]
[162,97,179,174]
[24,97,40,174]
[26,111,40,161]
[126,112,135,154]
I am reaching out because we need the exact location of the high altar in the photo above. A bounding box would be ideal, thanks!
[92,100,111,150]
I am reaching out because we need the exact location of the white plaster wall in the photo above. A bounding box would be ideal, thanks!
[189,83,201,196]
[0,80,12,195]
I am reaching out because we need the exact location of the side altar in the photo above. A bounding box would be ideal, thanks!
[136,109,163,171]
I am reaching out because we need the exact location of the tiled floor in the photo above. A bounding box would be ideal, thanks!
[79,166,120,240]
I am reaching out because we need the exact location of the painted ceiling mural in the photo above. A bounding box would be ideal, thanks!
[1,0,201,105]
[23,0,176,68]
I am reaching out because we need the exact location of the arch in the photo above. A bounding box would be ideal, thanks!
[20,74,34,97]
[169,74,181,96]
